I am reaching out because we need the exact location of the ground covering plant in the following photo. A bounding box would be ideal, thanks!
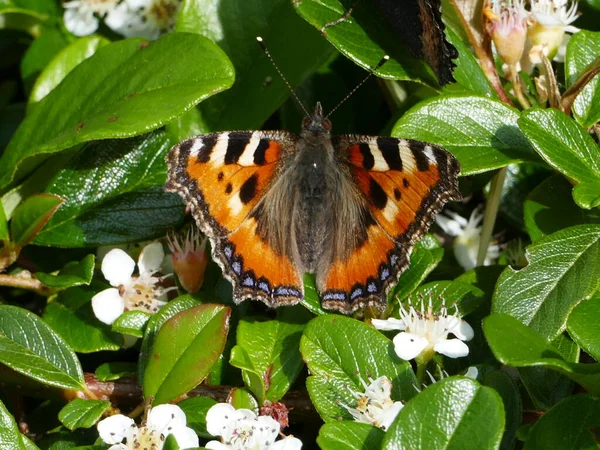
[1,0,600,448]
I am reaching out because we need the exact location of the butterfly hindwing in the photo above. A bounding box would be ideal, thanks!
[317,135,461,312]
[165,131,305,307]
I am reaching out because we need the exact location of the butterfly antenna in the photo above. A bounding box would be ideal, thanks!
[324,55,389,119]
[256,36,311,118]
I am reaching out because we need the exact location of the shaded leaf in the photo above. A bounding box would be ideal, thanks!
[58,399,110,431]
[317,421,385,450]
[0,398,27,450]
[392,235,443,300]
[36,254,95,289]
[112,310,150,338]
[178,396,217,439]
[567,295,600,361]
[10,193,63,247]
[95,362,137,382]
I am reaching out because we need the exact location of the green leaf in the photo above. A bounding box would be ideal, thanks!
[523,395,600,450]
[229,387,260,411]
[43,283,122,353]
[0,398,27,450]
[95,362,137,381]
[293,0,434,84]
[492,224,600,341]
[29,35,110,103]
[392,235,444,300]
[36,254,95,289]
[524,175,600,242]
[301,274,327,316]
[0,305,85,390]
[301,315,417,422]
[10,193,63,247]
[178,396,217,439]
[481,370,522,450]
[519,108,600,209]
[138,295,201,385]
[409,280,486,317]
[565,30,600,128]
[230,317,305,403]
[58,399,110,431]
[317,422,385,450]
[567,295,600,361]
[143,304,231,405]
[483,314,600,395]
[383,377,504,450]
[392,95,537,175]
[112,310,150,338]
[34,131,183,247]
[0,32,234,190]
[178,0,333,131]
[0,201,8,242]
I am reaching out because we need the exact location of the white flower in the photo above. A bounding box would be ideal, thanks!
[205,403,302,450]
[436,209,501,271]
[92,242,173,325]
[97,404,198,449]
[530,0,579,28]
[167,227,209,293]
[63,0,132,36]
[372,299,474,361]
[343,376,403,431]
[110,0,181,40]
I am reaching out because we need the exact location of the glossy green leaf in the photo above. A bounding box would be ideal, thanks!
[0,398,27,450]
[301,315,417,422]
[483,314,600,395]
[143,304,231,405]
[301,274,327,316]
[112,310,150,338]
[230,317,305,403]
[138,295,201,385]
[10,193,63,247]
[492,224,600,341]
[519,108,600,209]
[178,396,217,439]
[524,175,600,242]
[481,370,522,450]
[455,265,506,299]
[566,30,600,128]
[0,32,234,190]
[317,422,385,450]
[30,35,110,103]
[293,0,434,84]
[58,399,110,431]
[228,387,260,411]
[567,295,600,361]
[95,362,137,381]
[43,283,122,353]
[392,235,444,300]
[410,280,486,317]
[383,377,504,450]
[523,395,600,450]
[392,95,537,175]
[178,0,333,131]
[0,305,84,389]
[36,254,95,289]
[34,131,183,247]
[0,202,8,242]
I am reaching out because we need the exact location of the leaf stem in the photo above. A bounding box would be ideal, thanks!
[0,272,52,296]
[477,167,508,266]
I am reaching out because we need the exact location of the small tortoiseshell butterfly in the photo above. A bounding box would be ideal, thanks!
[165,48,461,314]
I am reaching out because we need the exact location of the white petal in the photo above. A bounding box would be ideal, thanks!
[147,404,187,432]
[371,318,406,331]
[63,8,99,36]
[97,414,135,445]
[108,445,127,450]
[255,415,280,445]
[121,334,138,348]
[446,317,474,341]
[138,242,164,275]
[205,403,237,437]
[102,249,135,287]
[270,437,303,450]
[205,441,229,450]
[171,425,200,449]
[379,401,404,430]
[104,1,134,30]
[435,214,464,236]
[434,338,470,358]
[92,289,125,325]
[453,240,478,271]
[123,0,149,8]
[393,332,429,360]
[464,366,479,379]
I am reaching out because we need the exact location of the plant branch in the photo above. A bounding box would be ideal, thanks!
[0,272,52,295]
[477,167,508,266]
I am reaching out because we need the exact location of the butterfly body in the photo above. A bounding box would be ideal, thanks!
[166,103,461,313]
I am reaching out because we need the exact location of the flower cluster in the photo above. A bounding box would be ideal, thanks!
[63,0,181,39]
[344,376,404,431]
[97,404,198,449]
[372,299,474,362]
[205,403,302,450]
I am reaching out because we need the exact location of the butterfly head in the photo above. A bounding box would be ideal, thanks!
[301,102,332,137]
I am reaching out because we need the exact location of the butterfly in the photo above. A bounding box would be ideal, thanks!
[165,101,461,313]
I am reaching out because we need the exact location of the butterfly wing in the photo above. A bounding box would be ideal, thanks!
[318,135,461,313]
[165,131,304,307]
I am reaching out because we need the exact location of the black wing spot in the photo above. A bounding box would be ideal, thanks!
[254,139,270,165]
[197,135,217,163]
[217,172,224,182]
[378,138,403,171]
[403,178,409,188]
[394,188,402,200]
[369,178,387,210]
[225,183,233,194]
[359,143,374,170]
[409,141,430,171]
[239,174,258,204]
[225,131,251,164]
